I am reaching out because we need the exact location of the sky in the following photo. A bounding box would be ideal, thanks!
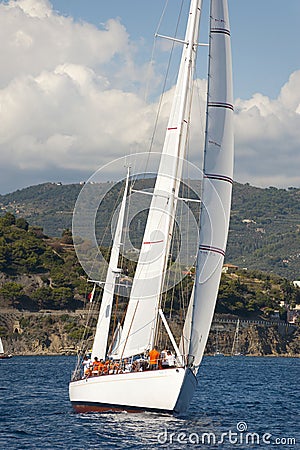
[0,0,299,194]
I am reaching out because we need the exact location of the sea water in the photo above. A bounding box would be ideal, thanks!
[0,356,298,449]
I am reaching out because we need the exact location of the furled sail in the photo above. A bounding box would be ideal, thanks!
[91,169,130,360]
[187,0,234,372]
[113,0,203,359]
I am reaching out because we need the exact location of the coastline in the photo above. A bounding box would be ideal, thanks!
[1,309,299,358]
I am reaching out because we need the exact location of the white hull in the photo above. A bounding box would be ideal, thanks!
[69,367,197,414]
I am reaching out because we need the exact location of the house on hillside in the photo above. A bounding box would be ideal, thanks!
[222,263,239,274]
[242,219,256,225]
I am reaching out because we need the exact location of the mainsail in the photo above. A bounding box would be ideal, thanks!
[113,0,203,360]
[0,337,4,355]
[187,0,234,371]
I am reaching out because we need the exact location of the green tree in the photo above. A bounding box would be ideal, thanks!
[0,282,24,307]
[31,286,54,309]
[2,213,16,227]
[15,218,29,231]
[0,237,9,271]
[52,287,74,309]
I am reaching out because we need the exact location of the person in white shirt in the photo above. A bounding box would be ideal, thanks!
[166,350,176,367]
[82,355,92,377]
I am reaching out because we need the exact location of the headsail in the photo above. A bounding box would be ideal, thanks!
[113,0,203,360]
[91,168,130,360]
[187,0,234,372]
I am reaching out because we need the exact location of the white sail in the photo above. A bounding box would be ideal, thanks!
[91,168,130,360]
[114,0,203,360]
[187,0,234,372]
[108,322,122,356]
[0,337,4,354]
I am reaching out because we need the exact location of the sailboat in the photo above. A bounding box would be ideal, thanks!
[0,337,12,359]
[69,0,234,414]
[231,319,243,356]
[214,327,224,356]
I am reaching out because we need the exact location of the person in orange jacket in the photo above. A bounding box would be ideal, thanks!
[90,357,98,375]
[149,346,160,370]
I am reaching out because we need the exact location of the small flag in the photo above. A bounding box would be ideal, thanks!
[88,284,96,302]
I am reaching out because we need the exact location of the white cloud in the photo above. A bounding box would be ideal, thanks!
[234,70,300,188]
[0,0,131,88]
[0,0,156,192]
[7,0,52,18]
[0,0,299,194]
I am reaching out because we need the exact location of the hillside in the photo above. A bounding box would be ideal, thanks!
[227,183,300,279]
[1,181,300,279]
[0,213,87,311]
[0,212,299,321]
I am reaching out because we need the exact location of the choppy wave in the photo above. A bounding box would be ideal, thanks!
[0,356,299,449]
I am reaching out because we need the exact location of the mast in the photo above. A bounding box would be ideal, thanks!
[187,0,234,372]
[91,168,130,360]
[114,0,203,360]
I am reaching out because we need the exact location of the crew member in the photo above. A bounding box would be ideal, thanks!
[149,346,160,370]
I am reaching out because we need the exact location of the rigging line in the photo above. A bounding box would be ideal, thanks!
[160,224,177,334]
[175,212,187,332]
[119,301,139,360]
[154,0,169,37]
[169,233,178,321]
[98,180,124,250]
[141,0,185,180]
[90,176,127,284]
[78,287,95,353]
[76,286,101,361]
[141,0,169,106]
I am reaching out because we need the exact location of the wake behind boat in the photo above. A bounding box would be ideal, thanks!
[70,0,234,415]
